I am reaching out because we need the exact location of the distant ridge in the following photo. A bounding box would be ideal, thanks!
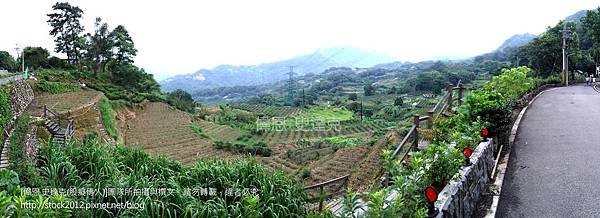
[159,47,397,93]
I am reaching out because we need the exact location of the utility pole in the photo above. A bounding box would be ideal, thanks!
[15,44,23,73]
[360,98,363,121]
[561,22,572,86]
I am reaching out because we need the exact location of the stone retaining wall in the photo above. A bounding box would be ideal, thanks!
[24,126,38,160]
[8,80,34,117]
[434,139,496,218]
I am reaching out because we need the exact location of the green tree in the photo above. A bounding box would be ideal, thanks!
[47,2,85,64]
[111,64,141,87]
[110,25,137,65]
[167,89,195,112]
[388,86,397,94]
[86,17,112,74]
[348,93,358,101]
[23,47,50,70]
[582,8,600,64]
[525,21,579,77]
[364,84,375,96]
[415,71,447,94]
[393,97,403,106]
[0,51,16,71]
[346,101,361,113]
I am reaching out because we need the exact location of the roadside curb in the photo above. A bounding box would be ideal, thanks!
[484,87,558,218]
[593,84,600,93]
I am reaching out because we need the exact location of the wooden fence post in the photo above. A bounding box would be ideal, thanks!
[318,186,324,212]
[412,114,420,151]
[44,105,47,118]
[458,83,465,106]
[427,111,434,129]
[446,84,453,113]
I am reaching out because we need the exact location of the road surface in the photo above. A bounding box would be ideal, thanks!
[497,84,600,217]
[0,74,24,85]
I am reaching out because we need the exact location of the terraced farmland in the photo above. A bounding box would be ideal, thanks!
[124,102,234,164]
[304,146,370,185]
[194,120,245,142]
[256,121,392,144]
[26,88,101,116]
[231,104,304,117]
[348,130,401,192]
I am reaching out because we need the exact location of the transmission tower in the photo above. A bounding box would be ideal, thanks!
[287,66,295,106]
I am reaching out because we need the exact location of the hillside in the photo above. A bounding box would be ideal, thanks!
[159,46,397,93]
[496,33,536,52]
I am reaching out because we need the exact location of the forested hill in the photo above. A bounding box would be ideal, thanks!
[496,33,536,52]
[159,47,397,92]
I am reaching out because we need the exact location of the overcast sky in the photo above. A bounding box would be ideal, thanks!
[1,0,598,80]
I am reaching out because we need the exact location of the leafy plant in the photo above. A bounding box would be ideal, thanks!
[34,80,80,94]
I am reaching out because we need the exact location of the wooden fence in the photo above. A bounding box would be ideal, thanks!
[383,82,466,186]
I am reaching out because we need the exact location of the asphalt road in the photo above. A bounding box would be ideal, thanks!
[497,84,600,218]
[0,74,24,85]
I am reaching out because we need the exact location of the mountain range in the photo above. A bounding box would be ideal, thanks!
[160,9,591,95]
[160,47,397,93]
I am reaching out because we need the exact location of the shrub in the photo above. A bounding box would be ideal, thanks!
[300,167,311,179]
[34,80,80,94]
[190,122,210,139]
[212,140,272,157]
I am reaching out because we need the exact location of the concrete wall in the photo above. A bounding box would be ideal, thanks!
[434,139,496,218]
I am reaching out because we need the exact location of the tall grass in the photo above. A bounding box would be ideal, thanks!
[99,96,119,140]
[23,135,307,217]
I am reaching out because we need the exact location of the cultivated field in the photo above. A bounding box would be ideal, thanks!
[26,88,101,116]
[194,120,245,143]
[231,104,304,117]
[123,102,234,164]
[256,121,392,144]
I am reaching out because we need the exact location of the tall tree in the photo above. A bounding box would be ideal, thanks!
[23,47,50,70]
[363,83,375,96]
[582,8,600,64]
[415,71,448,94]
[86,17,112,74]
[110,25,137,65]
[525,21,580,77]
[47,2,85,64]
[0,51,16,71]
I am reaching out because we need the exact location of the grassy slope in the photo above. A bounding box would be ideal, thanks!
[99,96,119,140]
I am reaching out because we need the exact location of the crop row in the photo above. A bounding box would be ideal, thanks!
[194,120,244,142]
[231,104,304,117]
[255,121,390,143]
[125,102,234,163]
[26,89,101,116]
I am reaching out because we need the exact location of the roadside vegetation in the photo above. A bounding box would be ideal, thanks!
[0,134,307,217]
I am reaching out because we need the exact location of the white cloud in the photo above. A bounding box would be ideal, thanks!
[0,0,598,80]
